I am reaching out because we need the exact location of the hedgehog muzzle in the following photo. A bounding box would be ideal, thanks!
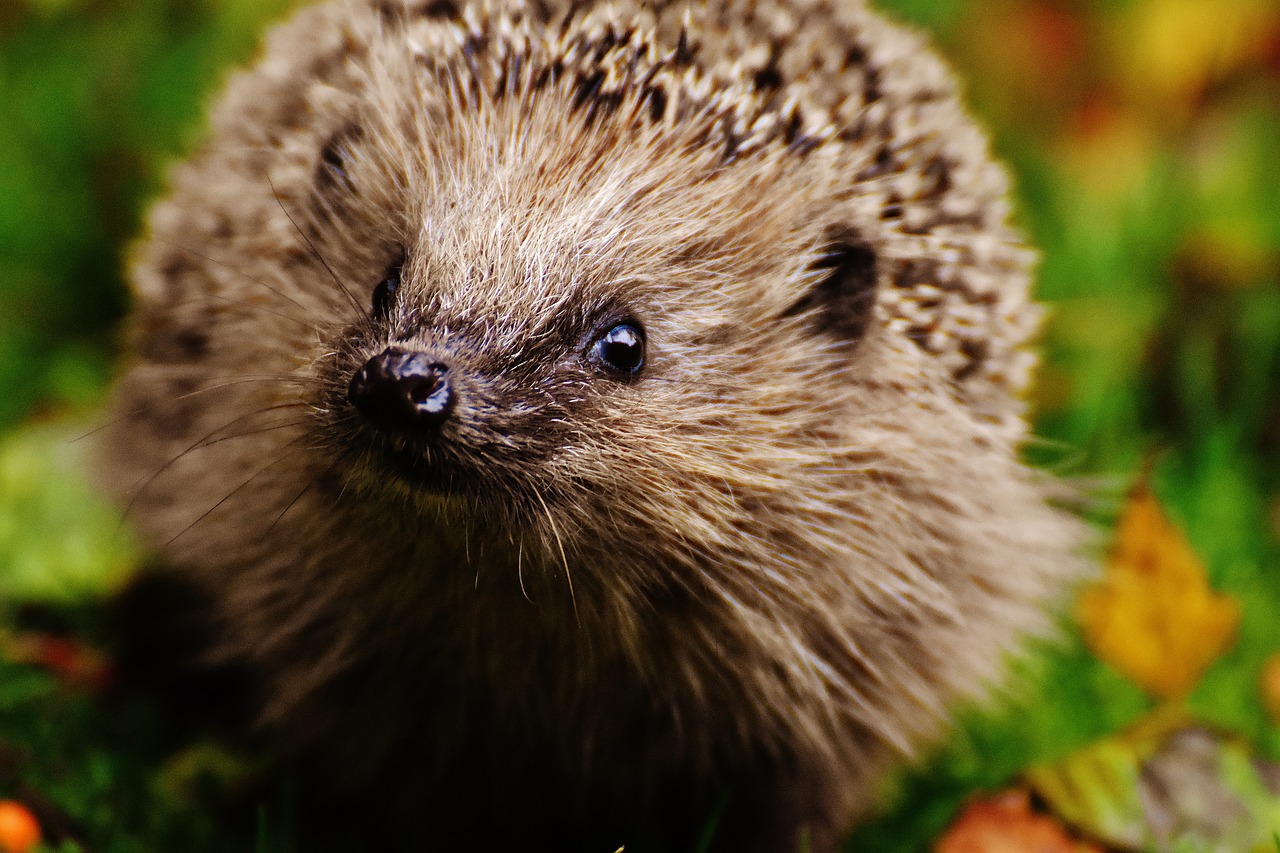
[348,347,455,431]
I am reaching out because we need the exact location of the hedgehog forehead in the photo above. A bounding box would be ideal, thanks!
[396,242,609,350]
[392,151,817,350]
[379,147,799,332]
[357,3,835,209]
[331,5,842,343]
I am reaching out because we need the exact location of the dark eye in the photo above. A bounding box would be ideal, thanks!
[371,263,401,318]
[590,322,645,376]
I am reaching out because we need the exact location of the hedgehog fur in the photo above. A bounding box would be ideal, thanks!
[102,0,1088,849]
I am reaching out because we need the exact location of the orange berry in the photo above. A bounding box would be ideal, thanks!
[0,801,41,853]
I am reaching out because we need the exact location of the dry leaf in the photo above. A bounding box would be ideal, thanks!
[1175,226,1276,291]
[934,789,1102,853]
[1077,482,1239,699]
[1026,709,1280,851]
[1026,707,1185,846]
[1062,92,1156,197]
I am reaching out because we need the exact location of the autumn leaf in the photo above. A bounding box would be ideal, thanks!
[1175,226,1276,291]
[1026,709,1280,852]
[934,789,1103,853]
[1110,0,1280,121]
[1060,90,1157,198]
[1025,706,1185,846]
[1077,482,1239,699]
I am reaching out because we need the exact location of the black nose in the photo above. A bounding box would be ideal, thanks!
[348,348,454,429]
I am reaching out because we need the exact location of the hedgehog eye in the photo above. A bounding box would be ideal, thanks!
[590,322,645,376]
[371,264,402,318]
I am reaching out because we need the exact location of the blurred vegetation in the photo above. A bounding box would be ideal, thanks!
[0,0,1278,849]
[0,0,296,429]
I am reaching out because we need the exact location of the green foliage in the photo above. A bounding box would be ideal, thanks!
[0,658,229,853]
[0,426,137,608]
[0,0,297,429]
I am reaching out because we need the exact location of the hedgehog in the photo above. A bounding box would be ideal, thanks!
[100,0,1087,849]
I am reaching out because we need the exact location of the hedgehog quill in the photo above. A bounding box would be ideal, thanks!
[101,0,1087,849]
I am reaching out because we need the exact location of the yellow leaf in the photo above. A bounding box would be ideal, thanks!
[1111,0,1280,120]
[1176,225,1276,291]
[1025,706,1188,845]
[1077,482,1239,699]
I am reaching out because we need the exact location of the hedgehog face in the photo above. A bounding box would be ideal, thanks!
[315,162,882,552]
[305,15,889,533]
[329,249,650,503]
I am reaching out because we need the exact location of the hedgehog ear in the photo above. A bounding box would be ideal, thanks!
[314,124,364,199]
[785,236,879,344]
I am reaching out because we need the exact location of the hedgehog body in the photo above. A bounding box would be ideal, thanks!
[103,1,1085,849]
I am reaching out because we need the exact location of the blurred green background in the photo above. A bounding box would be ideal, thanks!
[1,0,1279,849]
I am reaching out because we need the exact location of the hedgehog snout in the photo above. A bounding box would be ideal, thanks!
[348,347,455,431]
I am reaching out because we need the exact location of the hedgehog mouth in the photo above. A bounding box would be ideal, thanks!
[372,438,473,497]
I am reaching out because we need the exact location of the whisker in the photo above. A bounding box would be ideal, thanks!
[268,177,364,316]
[517,537,532,604]
[121,402,311,523]
[164,437,312,548]
[206,292,324,332]
[72,374,324,444]
[153,236,323,326]
[197,419,313,450]
[171,375,328,400]
[71,414,137,445]
[265,451,346,536]
[532,488,578,622]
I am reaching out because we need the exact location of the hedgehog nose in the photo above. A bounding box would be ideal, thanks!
[348,348,454,430]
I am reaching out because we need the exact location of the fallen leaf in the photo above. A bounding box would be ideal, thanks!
[1026,707,1185,846]
[1060,90,1157,198]
[158,742,259,807]
[1175,226,1276,291]
[954,0,1090,137]
[1027,709,1280,851]
[934,789,1102,853]
[1077,482,1239,699]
